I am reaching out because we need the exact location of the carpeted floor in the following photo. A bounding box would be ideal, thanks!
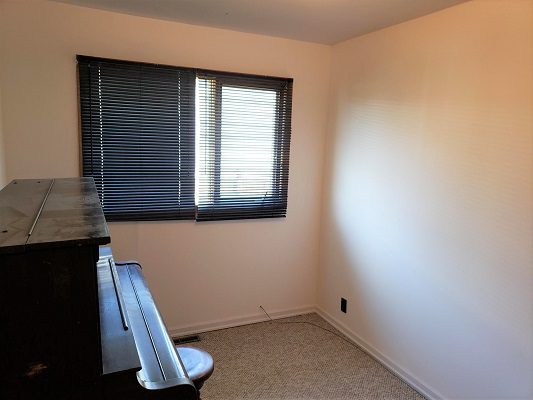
[180,313,424,400]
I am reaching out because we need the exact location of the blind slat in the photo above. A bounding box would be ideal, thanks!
[78,55,196,221]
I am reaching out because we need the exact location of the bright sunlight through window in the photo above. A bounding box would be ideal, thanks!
[196,78,277,204]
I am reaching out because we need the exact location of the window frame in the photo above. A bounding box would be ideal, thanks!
[78,56,293,222]
[195,70,293,221]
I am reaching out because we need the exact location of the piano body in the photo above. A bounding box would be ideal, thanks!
[0,178,197,399]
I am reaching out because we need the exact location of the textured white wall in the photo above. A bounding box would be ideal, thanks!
[0,0,331,330]
[319,0,533,398]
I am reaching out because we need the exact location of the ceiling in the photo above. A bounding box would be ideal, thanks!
[53,0,468,44]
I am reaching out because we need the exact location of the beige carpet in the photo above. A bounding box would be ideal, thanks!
[182,313,424,400]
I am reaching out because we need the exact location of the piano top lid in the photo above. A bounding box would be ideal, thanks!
[0,177,110,254]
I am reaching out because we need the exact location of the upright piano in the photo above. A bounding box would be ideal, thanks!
[0,178,197,399]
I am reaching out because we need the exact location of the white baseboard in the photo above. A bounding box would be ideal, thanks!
[168,305,316,337]
[315,306,443,400]
[168,304,442,400]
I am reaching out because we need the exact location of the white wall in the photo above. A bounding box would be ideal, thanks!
[319,0,533,398]
[0,86,6,188]
[0,0,6,189]
[0,0,331,330]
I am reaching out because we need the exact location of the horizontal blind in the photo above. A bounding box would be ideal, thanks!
[78,56,196,221]
[196,71,293,221]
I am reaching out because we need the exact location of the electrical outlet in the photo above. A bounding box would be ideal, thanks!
[341,297,347,313]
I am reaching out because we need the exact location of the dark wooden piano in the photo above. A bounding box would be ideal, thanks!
[0,178,198,399]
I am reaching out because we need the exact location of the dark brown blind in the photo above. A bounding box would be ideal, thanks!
[196,71,293,221]
[78,56,196,221]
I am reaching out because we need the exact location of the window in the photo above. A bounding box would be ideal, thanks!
[196,72,292,221]
[78,56,292,222]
